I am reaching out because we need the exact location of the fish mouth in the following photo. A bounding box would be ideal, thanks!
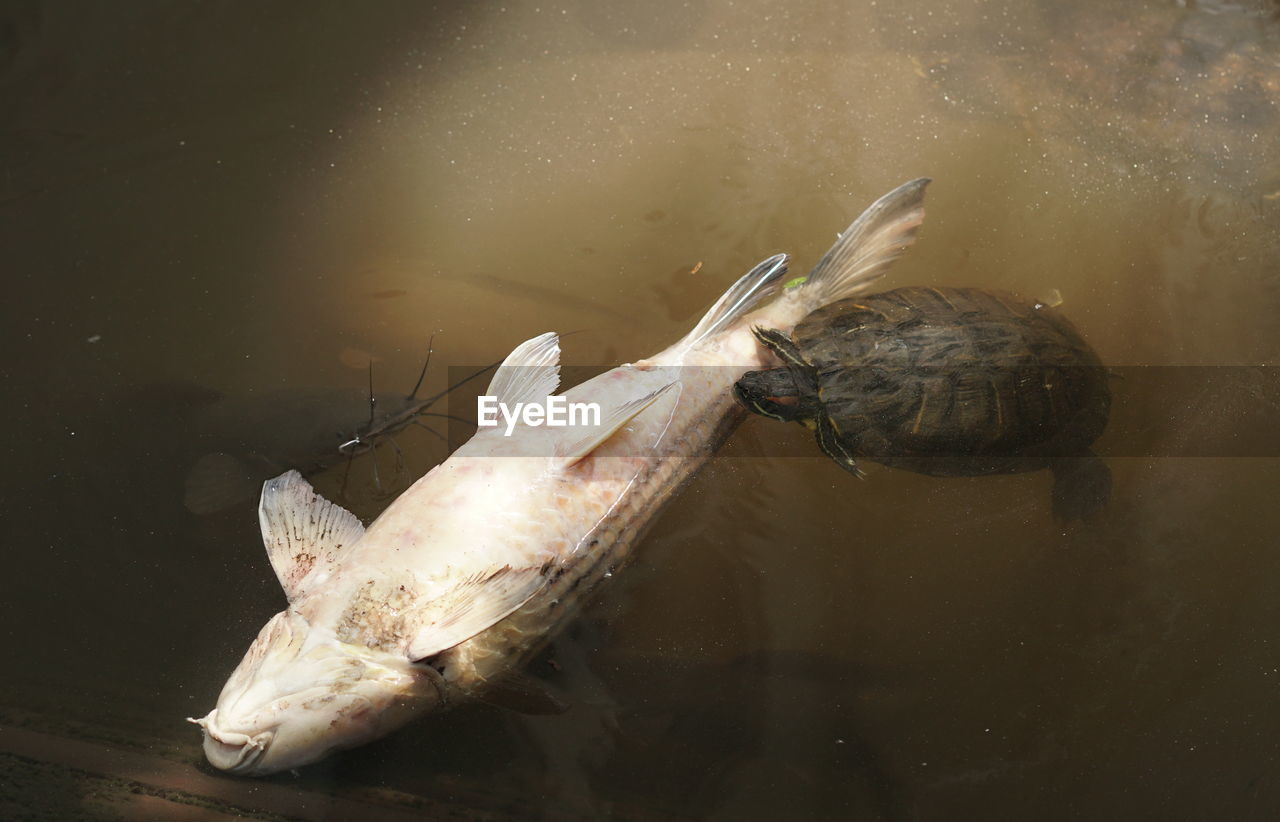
[188,711,272,774]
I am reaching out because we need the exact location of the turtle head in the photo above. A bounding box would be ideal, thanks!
[734,368,812,423]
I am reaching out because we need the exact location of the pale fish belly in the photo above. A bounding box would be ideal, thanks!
[425,314,798,700]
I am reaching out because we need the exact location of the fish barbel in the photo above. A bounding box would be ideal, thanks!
[189,178,930,775]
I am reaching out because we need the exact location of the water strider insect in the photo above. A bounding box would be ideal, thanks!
[183,339,495,514]
[334,337,496,497]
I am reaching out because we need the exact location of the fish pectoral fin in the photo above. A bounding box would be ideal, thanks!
[476,670,570,715]
[407,563,551,660]
[484,332,561,409]
[258,470,365,602]
[554,379,678,467]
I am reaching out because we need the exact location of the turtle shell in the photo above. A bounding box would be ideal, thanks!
[792,286,1109,472]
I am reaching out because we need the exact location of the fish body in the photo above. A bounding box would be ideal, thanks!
[190,179,930,775]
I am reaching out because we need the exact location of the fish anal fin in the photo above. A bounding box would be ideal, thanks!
[555,380,678,467]
[484,332,561,409]
[407,564,550,661]
[258,470,365,602]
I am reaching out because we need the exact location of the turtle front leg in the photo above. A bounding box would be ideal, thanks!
[814,415,864,479]
[752,326,809,369]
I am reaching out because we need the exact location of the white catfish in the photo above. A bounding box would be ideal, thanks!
[189,178,930,775]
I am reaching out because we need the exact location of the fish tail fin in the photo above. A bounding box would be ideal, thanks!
[676,252,791,351]
[794,178,930,309]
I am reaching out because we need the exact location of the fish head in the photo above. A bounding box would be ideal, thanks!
[189,608,438,775]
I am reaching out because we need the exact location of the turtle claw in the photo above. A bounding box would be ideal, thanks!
[831,453,865,480]
[815,415,862,478]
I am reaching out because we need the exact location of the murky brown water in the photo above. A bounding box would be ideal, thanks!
[3,1,1280,819]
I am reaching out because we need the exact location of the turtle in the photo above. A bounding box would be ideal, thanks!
[734,286,1112,521]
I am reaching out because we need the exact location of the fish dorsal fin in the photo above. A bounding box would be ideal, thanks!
[676,253,790,351]
[258,470,365,602]
[485,332,560,408]
[407,564,552,661]
[554,379,678,467]
[800,177,930,305]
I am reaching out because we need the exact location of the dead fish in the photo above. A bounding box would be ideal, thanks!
[188,179,931,775]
